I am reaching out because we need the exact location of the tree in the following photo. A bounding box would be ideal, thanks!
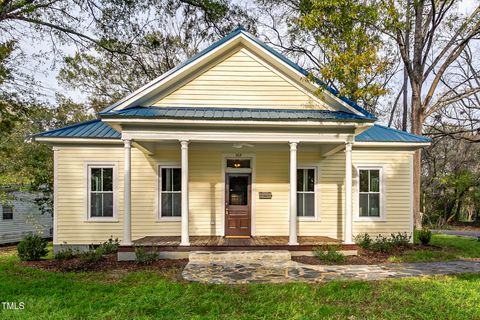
[256,0,397,112]
[381,0,480,228]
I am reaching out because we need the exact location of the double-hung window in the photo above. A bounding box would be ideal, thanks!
[160,167,181,218]
[88,166,115,219]
[359,169,381,217]
[297,168,316,218]
[2,205,13,220]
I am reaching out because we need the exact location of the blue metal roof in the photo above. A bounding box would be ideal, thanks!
[100,26,375,119]
[34,119,120,139]
[34,114,430,144]
[356,125,431,142]
[101,106,370,121]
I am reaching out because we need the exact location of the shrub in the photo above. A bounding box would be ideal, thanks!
[78,246,103,264]
[313,245,345,263]
[54,245,77,260]
[17,235,48,261]
[417,228,432,245]
[135,246,158,265]
[354,233,372,249]
[97,236,120,254]
[369,234,395,254]
[390,232,411,247]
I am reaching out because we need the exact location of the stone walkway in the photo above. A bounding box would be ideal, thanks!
[182,260,480,284]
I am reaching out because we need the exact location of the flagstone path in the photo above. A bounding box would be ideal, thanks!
[182,259,480,284]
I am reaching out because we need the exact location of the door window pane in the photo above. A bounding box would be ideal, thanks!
[229,176,248,205]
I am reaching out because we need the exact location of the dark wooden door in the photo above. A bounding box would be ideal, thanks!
[225,173,251,237]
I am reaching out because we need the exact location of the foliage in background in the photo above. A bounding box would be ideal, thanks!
[17,235,48,261]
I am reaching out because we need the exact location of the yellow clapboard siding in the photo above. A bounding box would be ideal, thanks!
[55,144,413,244]
[153,49,332,110]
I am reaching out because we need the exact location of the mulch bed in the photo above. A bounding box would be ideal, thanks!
[292,245,442,265]
[22,254,188,273]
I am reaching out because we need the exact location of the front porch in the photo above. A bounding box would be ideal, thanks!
[118,236,358,259]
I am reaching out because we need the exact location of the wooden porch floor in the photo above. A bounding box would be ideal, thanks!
[133,236,341,247]
[115,235,360,252]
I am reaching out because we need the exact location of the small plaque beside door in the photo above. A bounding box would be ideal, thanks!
[259,192,272,199]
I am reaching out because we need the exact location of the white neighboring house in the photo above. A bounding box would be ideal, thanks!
[0,190,53,244]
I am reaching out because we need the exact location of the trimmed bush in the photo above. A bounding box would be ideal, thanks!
[17,235,48,261]
[54,246,77,260]
[313,245,345,263]
[135,247,159,265]
[369,235,395,254]
[417,228,432,245]
[390,232,411,247]
[97,236,120,254]
[354,233,372,249]
[78,247,103,263]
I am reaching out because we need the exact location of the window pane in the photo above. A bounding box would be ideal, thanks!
[91,168,102,191]
[304,193,315,216]
[227,159,250,168]
[102,193,114,217]
[90,193,103,217]
[359,170,369,192]
[172,193,181,217]
[307,169,315,191]
[172,168,181,191]
[370,170,380,192]
[297,169,304,191]
[359,193,369,217]
[161,193,173,216]
[102,168,113,191]
[297,193,304,216]
[229,176,248,205]
[369,194,380,217]
[2,205,13,220]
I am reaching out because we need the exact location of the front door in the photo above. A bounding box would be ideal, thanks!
[225,173,251,237]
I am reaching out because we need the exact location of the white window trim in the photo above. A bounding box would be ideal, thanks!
[297,166,320,221]
[85,162,118,222]
[354,165,386,222]
[157,163,182,221]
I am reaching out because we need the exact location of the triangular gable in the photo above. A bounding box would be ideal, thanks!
[152,48,332,110]
[101,27,373,118]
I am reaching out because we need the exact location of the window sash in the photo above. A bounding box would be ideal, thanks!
[359,169,381,218]
[2,205,13,220]
[297,168,316,217]
[160,167,182,218]
[88,165,115,218]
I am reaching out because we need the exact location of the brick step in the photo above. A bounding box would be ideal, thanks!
[189,250,291,264]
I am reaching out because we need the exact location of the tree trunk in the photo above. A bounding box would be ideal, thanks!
[411,86,424,229]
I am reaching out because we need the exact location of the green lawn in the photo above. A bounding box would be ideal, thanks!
[0,235,479,319]
[388,234,480,263]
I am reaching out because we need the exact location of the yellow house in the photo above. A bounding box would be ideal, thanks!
[35,27,430,259]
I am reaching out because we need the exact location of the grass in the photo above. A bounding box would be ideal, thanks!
[387,234,480,263]
[0,235,479,319]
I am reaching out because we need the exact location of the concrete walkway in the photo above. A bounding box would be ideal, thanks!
[182,260,480,284]
[432,229,480,238]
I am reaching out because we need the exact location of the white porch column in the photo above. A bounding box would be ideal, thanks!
[289,141,299,245]
[180,140,190,246]
[344,141,353,244]
[123,139,132,245]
